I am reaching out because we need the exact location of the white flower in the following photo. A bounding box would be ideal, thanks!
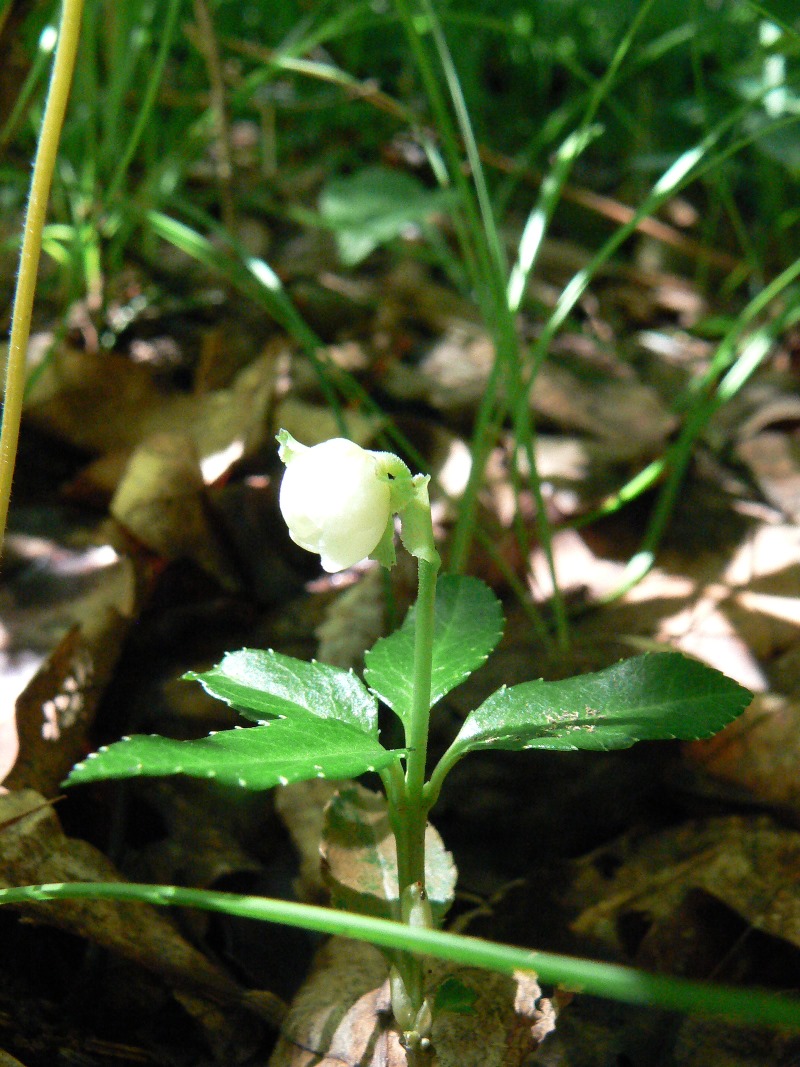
[278,437,392,572]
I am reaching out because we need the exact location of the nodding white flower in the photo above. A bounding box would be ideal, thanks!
[278,436,392,572]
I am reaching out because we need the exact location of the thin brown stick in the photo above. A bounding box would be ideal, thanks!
[189,0,236,234]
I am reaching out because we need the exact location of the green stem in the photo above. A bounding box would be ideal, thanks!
[0,0,85,551]
[4,881,800,1029]
[403,555,439,885]
[391,549,439,1034]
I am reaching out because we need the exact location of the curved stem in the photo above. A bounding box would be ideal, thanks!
[3,881,800,1029]
[422,743,460,814]
[0,0,85,550]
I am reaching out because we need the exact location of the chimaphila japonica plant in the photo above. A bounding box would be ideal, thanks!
[66,431,752,1061]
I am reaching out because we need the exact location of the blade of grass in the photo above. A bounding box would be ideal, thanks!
[392,0,569,648]
[0,21,59,151]
[145,199,548,641]
[189,0,236,233]
[525,101,796,391]
[144,207,349,435]
[506,125,603,314]
[2,880,800,1028]
[104,0,182,205]
[502,104,797,600]
[99,0,149,170]
[438,0,657,644]
[599,263,800,603]
[144,206,435,475]
[392,0,487,295]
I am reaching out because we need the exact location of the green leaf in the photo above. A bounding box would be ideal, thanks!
[321,784,456,924]
[445,653,752,761]
[318,166,454,266]
[433,976,478,1016]
[65,715,402,792]
[364,574,504,727]
[186,648,379,735]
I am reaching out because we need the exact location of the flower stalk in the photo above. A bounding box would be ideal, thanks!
[0,0,85,550]
[390,532,439,1057]
[276,431,441,1053]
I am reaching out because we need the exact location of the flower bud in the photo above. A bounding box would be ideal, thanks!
[278,435,392,573]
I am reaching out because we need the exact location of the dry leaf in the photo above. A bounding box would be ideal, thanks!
[270,938,555,1067]
[321,785,457,926]
[0,1052,28,1067]
[315,567,385,670]
[571,815,800,959]
[687,693,800,820]
[110,431,238,588]
[129,777,268,897]
[24,347,277,484]
[530,359,675,459]
[275,779,342,903]
[385,322,672,461]
[1,533,137,795]
[0,791,286,1042]
[275,397,384,449]
[736,432,800,523]
[670,1015,800,1067]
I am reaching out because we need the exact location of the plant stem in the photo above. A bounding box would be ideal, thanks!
[0,0,85,552]
[392,550,439,1038]
[403,555,439,886]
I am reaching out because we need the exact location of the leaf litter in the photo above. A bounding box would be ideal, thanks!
[4,157,800,1067]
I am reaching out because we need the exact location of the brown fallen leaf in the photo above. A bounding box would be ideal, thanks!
[129,776,268,902]
[269,938,556,1067]
[571,815,800,964]
[315,566,385,670]
[24,346,278,485]
[110,431,239,589]
[385,320,673,462]
[1,532,137,795]
[530,358,676,460]
[0,790,286,1056]
[737,431,800,524]
[274,396,384,449]
[686,693,800,821]
[669,1013,800,1067]
[275,778,342,904]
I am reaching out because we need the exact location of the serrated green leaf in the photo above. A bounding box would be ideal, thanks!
[445,653,752,761]
[321,784,456,923]
[65,715,402,792]
[186,648,378,735]
[364,574,504,727]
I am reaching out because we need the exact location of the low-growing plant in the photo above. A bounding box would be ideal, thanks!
[63,430,754,1061]
[5,0,800,1056]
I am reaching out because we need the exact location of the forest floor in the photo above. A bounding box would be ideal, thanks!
[2,177,800,1066]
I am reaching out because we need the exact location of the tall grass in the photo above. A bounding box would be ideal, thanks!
[4,0,800,621]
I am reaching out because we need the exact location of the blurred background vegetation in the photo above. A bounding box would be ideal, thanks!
[2,0,800,615]
[0,0,796,304]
